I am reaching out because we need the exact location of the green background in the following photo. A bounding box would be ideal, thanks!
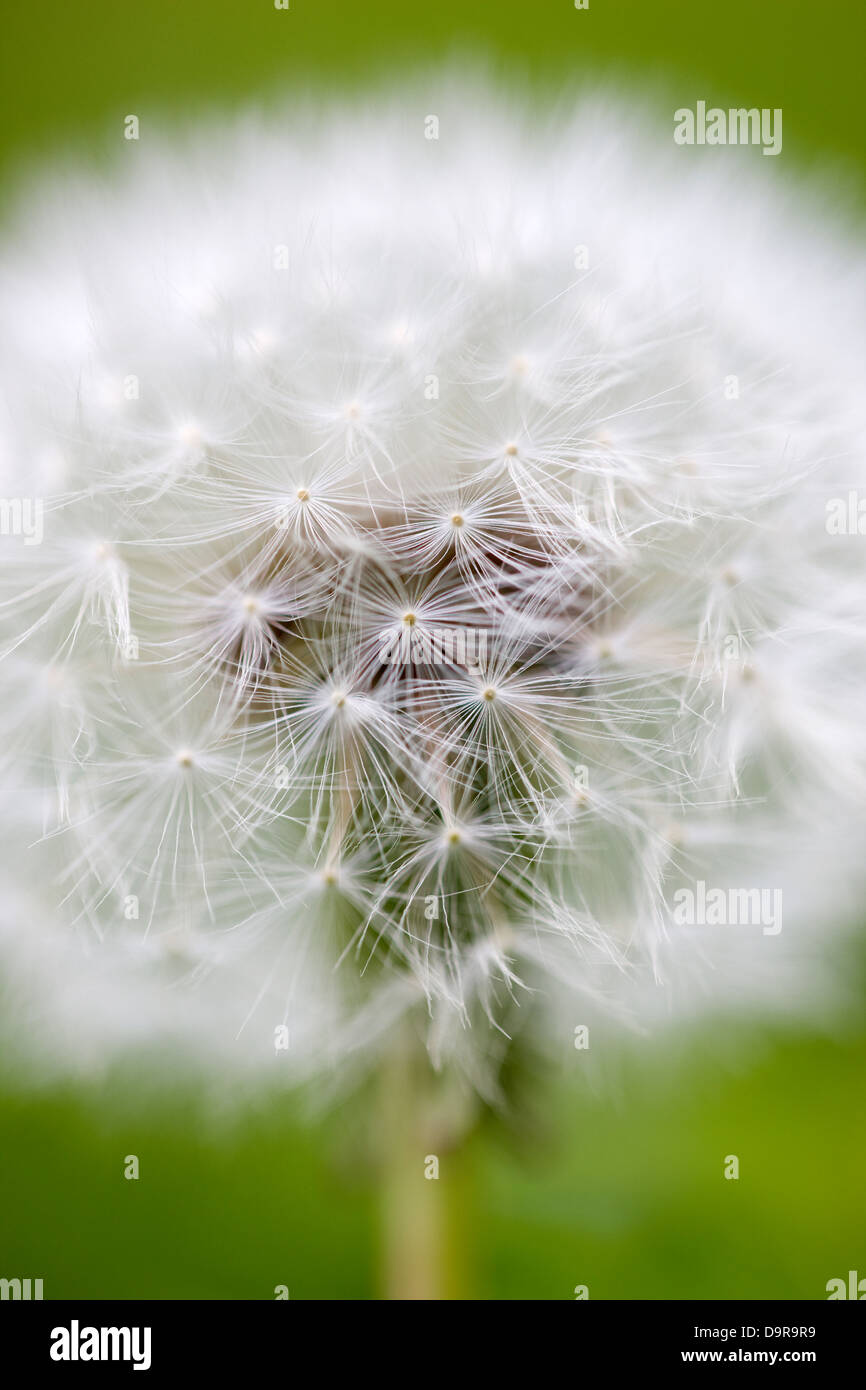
[1,0,864,1299]
[1,0,864,187]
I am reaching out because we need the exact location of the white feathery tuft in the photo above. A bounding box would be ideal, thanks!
[0,77,865,1098]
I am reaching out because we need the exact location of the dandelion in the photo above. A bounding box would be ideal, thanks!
[0,77,865,1295]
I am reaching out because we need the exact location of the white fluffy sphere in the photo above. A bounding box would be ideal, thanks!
[1,79,864,1097]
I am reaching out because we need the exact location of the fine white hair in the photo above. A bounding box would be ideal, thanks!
[0,76,864,1098]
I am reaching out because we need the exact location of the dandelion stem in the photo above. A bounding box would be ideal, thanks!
[379,1037,472,1300]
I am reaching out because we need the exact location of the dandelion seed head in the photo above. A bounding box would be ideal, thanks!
[0,76,865,1096]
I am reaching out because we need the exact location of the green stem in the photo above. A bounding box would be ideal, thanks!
[378,1038,474,1300]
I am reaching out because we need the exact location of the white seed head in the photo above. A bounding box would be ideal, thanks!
[0,77,864,1096]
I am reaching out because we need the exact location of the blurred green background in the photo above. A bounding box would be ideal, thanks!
[1,0,864,1299]
[2,1028,865,1299]
[0,0,864,187]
